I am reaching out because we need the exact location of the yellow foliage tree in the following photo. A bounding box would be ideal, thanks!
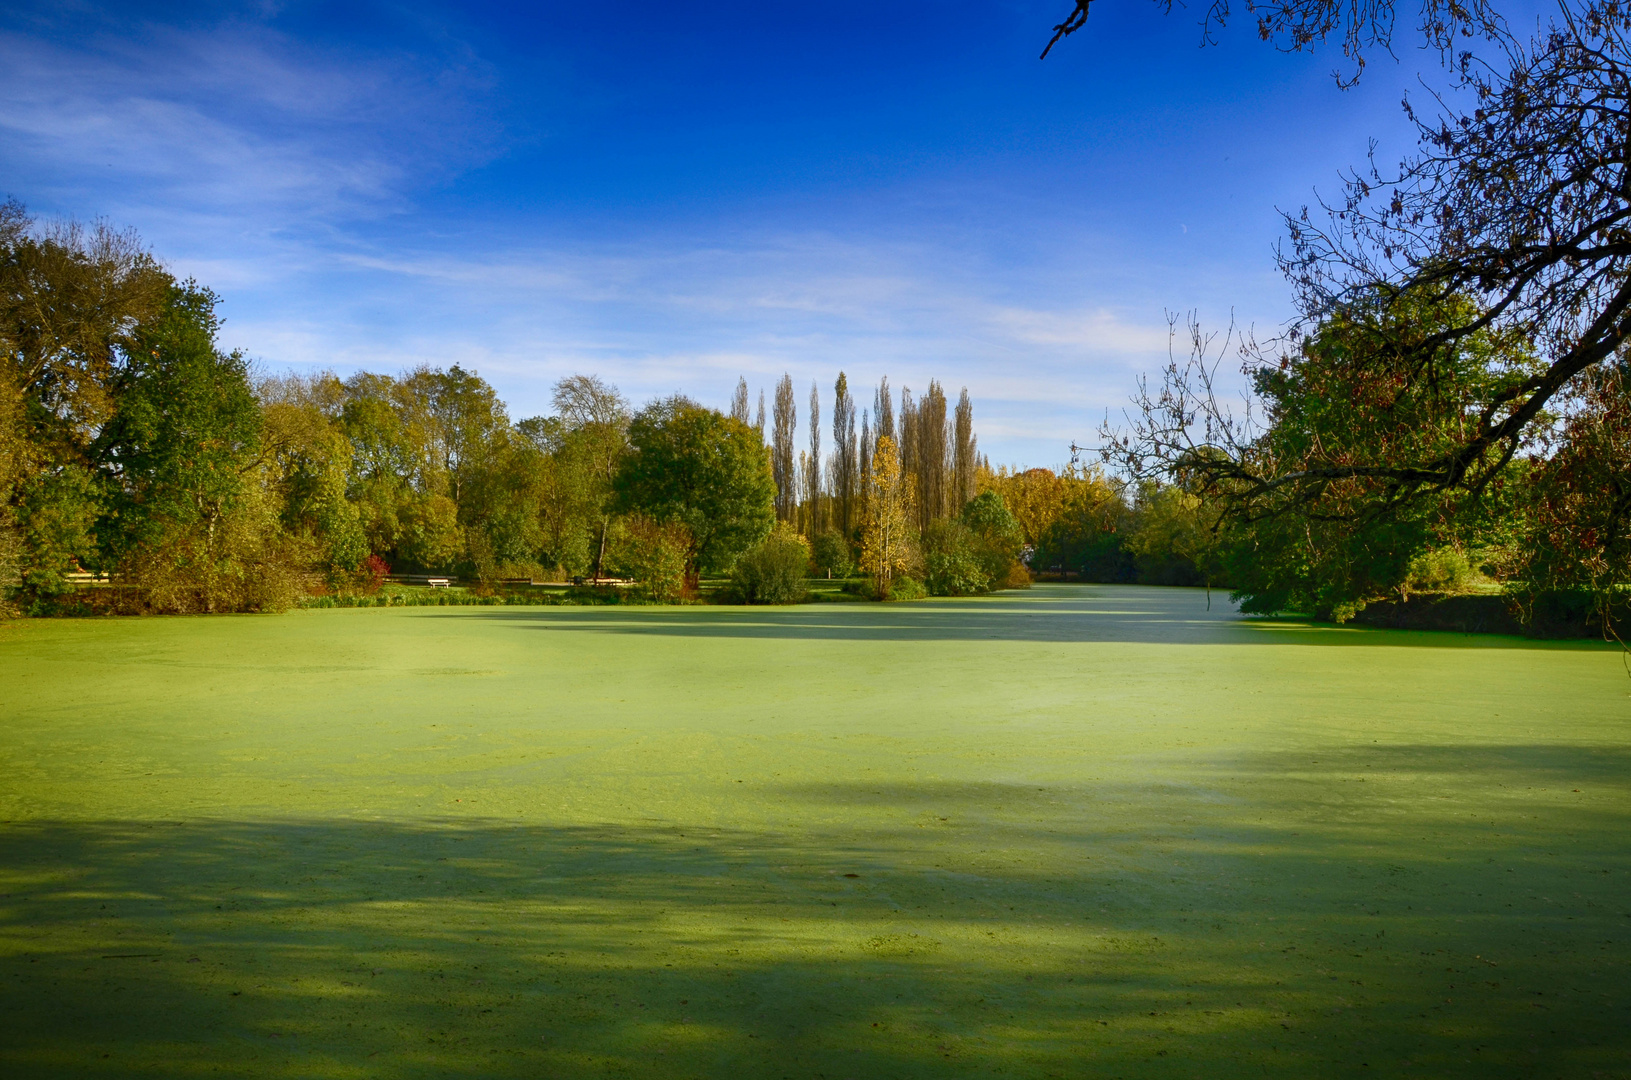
[978,463,1119,549]
[860,435,916,596]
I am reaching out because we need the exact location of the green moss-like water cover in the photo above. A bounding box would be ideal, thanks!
[1,585,1627,1077]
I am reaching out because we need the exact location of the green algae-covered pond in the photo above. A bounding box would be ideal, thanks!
[1,585,1627,1077]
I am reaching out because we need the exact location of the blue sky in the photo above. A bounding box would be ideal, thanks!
[0,0,1433,465]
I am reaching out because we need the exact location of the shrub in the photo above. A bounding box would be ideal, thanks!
[856,574,927,601]
[810,531,853,579]
[730,523,810,604]
[884,575,927,601]
[615,515,691,602]
[922,521,991,596]
[360,554,389,594]
[1403,547,1483,597]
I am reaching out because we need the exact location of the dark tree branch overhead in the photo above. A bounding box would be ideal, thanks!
[1040,0,1093,58]
[1044,0,1508,80]
[1077,0,1631,562]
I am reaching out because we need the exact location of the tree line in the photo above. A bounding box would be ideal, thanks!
[11,195,1452,622]
[3,201,1137,614]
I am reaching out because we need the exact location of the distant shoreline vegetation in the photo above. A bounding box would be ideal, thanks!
[5,202,1612,634]
[0,201,1211,618]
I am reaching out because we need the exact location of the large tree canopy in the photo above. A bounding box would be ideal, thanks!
[614,396,775,577]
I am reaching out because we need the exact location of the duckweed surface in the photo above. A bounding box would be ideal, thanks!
[2,585,1628,1077]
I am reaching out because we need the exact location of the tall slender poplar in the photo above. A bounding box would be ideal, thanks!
[873,378,894,446]
[858,409,872,524]
[899,385,918,520]
[772,374,797,522]
[916,380,949,529]
[805,379,822,534]
[953,387,977,511]
[832,373,857,536]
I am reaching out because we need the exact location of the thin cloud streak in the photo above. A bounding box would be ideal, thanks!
[223,229,1204,463]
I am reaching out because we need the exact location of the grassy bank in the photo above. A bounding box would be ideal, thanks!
[1,585,1627,1078]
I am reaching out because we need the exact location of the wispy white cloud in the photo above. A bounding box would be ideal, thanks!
[220,225,1203,463]
[0,15,500,236]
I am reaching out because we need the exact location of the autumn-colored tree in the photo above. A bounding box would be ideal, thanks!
[859,434,917,598]
[979,464,1118,550]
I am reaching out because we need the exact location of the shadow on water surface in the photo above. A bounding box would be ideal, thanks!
[438,586,1618,650]
[3,742,1629,1078]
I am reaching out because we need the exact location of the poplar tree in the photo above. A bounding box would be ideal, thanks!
[858,409,872,524]
[899,385,918,519]
[730,378,751,426]
[771,374,797,522]
[953,387,977,512]
[873,377,894,445]
[805,379,822,534]
[831,373,857,536]
[916,380,949,529]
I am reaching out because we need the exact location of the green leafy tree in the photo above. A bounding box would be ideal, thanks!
[96,282,299,612]
[1123,483,1221,589]
[959,490,1026,588]
[1201,297,1535,619]
[0,203,169,602]
[258,373,366,576]
[551,375,629,580]
[338,373,419,565]
[514,415,595,575]
[399,365,509,510]
[1519,365,1631,610]
[810,530,852,579]
[614,396,775,580]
